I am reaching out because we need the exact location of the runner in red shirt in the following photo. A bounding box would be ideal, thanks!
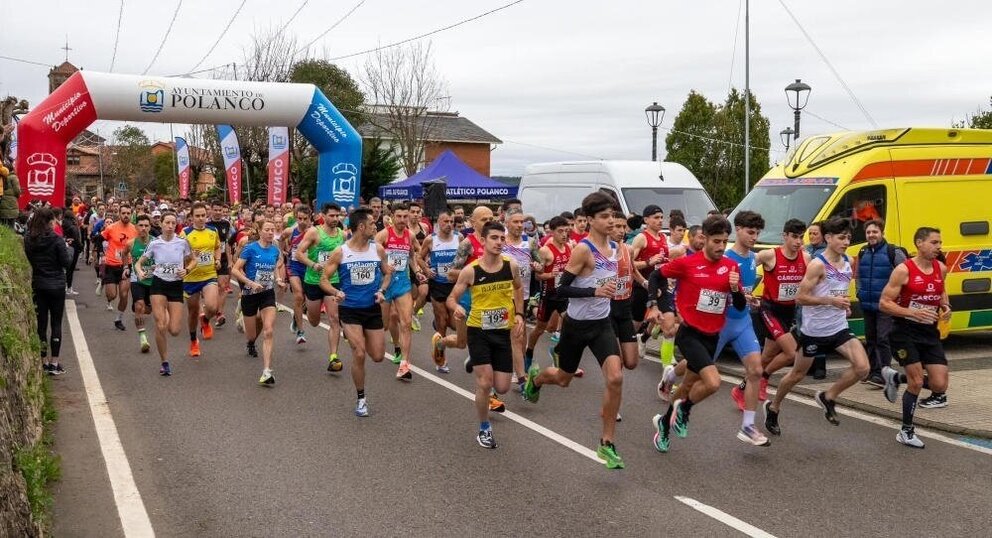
[630,204,671,354]
[526,216,571,369]
[646,215,746,453]
[569,207,588,244]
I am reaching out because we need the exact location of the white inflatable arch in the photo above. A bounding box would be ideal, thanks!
[16,71,361,209]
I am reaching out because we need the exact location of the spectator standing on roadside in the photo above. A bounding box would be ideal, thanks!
[0,164,20,227]
[62,202,83,296]
[856,219,906,386]
[24,206,73,375]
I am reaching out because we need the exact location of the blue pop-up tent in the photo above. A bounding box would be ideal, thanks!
[379,149,517,200]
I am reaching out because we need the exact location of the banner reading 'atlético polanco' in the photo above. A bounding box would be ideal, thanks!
[175,137,191,199]
[216,124,242,205]
[267,126,290,206]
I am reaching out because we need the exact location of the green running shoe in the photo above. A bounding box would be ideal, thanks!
[652,413,670,453]
[523,364,541,403]
[670,400,690,438]
[391,351,403,365]
[597,441,625,469]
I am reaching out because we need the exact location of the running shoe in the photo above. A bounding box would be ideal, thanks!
[396,361,412,381]
[652,413,670,453]
[763,400,781,436]
[296,330,307,345]
[190,339,201,358]
[881,366,900,404]
[50,363,65,375]
[636,337,646,358]
[200,314,214,340]
[327,353,343,372]
[616,412,622,422]
[464,356,473,374]
[246,341,258,358]
[864,373,885,388]
[355,398,370,417]
[477,429,497,449]
[758,377,769,401]
[140,338,150,354]
[548,344,559,368]
[896,427,925,448]
[235,312,245,333]
[919,393,948,409]
[658,365,675,402]
[489,395,506,413]
[669,399,690,438]
[596,441,625,469]
[43,363,52,374]
[515,376,526,393]
[391,351,403,365]
[431,332,445,366]
[523,364,541,403]
[730,384,746,411]
[550,331,561,344]
[737,425,771,447]
[67,287,79,296]
[106,302,114,311]
[95,281,103,295]
[815,391,839,425]
[290,318,299,334]
[114,319,126,331]
[574,367,585,378]
[650,324,662,340]
[215,314,227,328]
[159,362,171,376]
[435,364,450,374]
[259,370,275,386]
[416,307,424,317]
[411,315,421,332]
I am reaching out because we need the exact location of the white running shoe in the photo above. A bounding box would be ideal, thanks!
[658,365,676,401]
[896,427,925,448]
[882,366,900,403]
[736,425,771,447]
[355,398,370,417]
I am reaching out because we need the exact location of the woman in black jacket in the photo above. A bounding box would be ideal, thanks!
[24,206,73,374]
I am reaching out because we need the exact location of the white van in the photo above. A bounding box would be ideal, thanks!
[519,160,716,225]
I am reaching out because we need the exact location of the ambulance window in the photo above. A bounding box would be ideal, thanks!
[827,185,886,244]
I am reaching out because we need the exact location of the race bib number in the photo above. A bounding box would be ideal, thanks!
[828,289,848,298]
[350,265,375,286]
[318,251,331,263]
[256,270,274,289]
[908,301,938,323]
[388,251,408,272]
[696,289,727,314]
[196,251,213,266]
[481,307,509,330]
[437,262,453,277]
[778,283,799,300]
[614,276,630,297]
[158,263,180,276]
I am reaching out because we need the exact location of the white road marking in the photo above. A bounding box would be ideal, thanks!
[641,352,992,456]
[66,301,155,537]
[675,496,778,538]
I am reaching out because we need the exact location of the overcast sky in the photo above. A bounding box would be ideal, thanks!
[2,0,990,177]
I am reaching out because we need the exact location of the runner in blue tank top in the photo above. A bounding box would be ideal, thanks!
[280,205,312,344]
[320,208,393,418]
[416,209,461,373]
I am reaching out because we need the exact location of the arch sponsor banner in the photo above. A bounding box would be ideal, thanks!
[216,125,242,205]
[15,71,361,209]
[267,126,290,206]
[175,137,191,198]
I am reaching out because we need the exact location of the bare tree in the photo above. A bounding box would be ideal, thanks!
[362,42,448,177]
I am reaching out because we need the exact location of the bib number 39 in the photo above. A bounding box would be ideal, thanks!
[696,289,727,314]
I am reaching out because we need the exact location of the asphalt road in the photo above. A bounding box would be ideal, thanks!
[51,289,992,537]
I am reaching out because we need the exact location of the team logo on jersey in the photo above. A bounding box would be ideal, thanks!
[717,266,729,275]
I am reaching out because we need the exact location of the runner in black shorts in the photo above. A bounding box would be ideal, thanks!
[525,216,571,370]
[879,226,950,449]
[209,201,233,327]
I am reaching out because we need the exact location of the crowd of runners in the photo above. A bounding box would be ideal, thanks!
[19,191,953,469]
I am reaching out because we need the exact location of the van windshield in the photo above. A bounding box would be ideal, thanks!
[621,188,715,226]
[729,183,836,244]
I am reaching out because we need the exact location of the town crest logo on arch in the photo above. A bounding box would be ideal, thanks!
[139,81,165,113]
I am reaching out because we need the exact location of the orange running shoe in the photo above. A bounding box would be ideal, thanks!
[189,339,201,357]
[396,361,412,380]
[731,384,746,411]
[200,314,214,340]
[759,377,769,401]
[431,332,445,366]
[489,394,506,413]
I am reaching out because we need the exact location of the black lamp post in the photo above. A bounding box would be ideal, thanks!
[784,79,811,140]
[780,127,795,151]
[645,102,666,161]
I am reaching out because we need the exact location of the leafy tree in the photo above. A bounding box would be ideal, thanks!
[290,59,366,128]
[153,152,177,196]
[955,95,992,129]
[361,137,402,202]
[111,125,155,193]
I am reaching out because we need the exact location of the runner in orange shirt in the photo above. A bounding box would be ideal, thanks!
[102,204,138,331]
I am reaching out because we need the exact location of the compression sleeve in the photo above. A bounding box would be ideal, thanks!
[730,289,747,311]
[555,270,596,298]
[648,269,674,313]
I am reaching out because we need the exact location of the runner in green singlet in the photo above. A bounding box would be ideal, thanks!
[295,203,347,372]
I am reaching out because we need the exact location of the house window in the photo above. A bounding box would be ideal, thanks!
[67,155,81,165]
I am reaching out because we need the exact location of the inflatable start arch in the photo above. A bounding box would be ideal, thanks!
[15,71,362,209]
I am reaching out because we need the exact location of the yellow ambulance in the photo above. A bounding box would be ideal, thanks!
[731,127,992,335]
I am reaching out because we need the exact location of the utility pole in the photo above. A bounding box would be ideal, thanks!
[743,0,751,196]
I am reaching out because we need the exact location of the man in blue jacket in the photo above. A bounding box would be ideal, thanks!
[856,219,906,386]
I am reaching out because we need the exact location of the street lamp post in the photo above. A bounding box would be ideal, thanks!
[644,102,666,161]
[785,79,811,140]
[780,127,795,152]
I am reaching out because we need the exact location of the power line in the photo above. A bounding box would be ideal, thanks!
[109,0,126,72]
[501,139,606,160]
[662,125,785,154]
[295,0,365,55]
[777,0,878,128]
[803,110,850,131]
[276,0,311,36]
[728,0,743,95]
[328,0,524,61]
[188,0,248,73]
[0,54,53,68]
[143,0,184,75]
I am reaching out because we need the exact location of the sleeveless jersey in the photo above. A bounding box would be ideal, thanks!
[724,249,757,319]
[430,232,461,284]
[466,256,516,330]
[567,239,618,321]
[287,227,308,275]
[801,254,853,337]
[383,227,412,288]
[130,236,153,286]
[338,241,383,309]
[502,234,534,299]
[636,230,670,278]
[897,259,944,330]
[304,226,344,286]
[181,226,220,282]
[543,241,571,299]
[466,233,485,265]
[613,242,633,301]
[762,247,807,305]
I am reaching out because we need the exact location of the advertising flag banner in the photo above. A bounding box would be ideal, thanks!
[175,136,191,199]
[267,126,290,205]
[217,124,242,204]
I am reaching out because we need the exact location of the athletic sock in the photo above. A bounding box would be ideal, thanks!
[742,410,756,429]
[115,311,123,322]
[639,331,651,344]
[902,391,919,429]
[357,389,365,400]
[394,346,401,356]
[480,421,491,432]
[682,398,694,414]
[922,376,931,390]
[931,391,945,398]
[660,337,675,365]
[190,331,197,342]
[899,373,908,384]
